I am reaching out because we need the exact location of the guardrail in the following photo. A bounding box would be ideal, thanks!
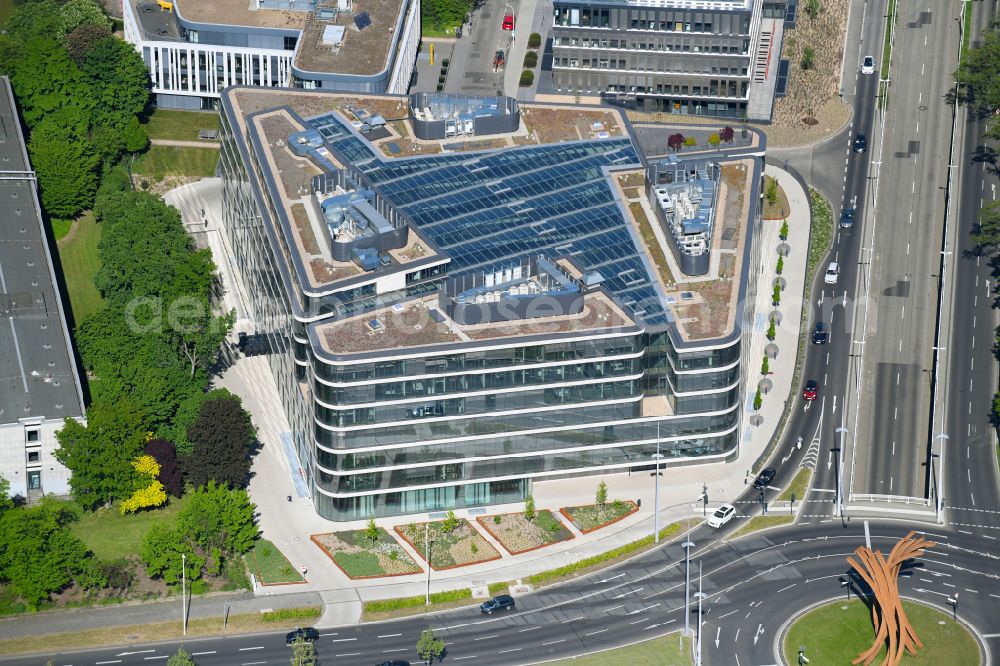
[849,494,931,506]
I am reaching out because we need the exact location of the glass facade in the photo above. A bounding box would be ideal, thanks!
[219,91,757,522]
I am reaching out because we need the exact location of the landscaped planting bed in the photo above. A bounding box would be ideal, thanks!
[477,511,573,555]
[395,519,501,570]
[560,500,638,534]
[245,538,304,585]
[311,529,422,579]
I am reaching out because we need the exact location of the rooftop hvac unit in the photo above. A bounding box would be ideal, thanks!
[365,318,384,334]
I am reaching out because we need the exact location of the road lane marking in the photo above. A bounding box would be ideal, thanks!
[143,658,168,662]
[542,639,566,646]
[377,634,402,638]
[604,604,624,613]
[584,628,609,636]
[498,648,522,654]
[383,648,407,653]
[473,635,499,641]
[238,647,264,651]
[562,616,585,623]
[191,653,216,656]
[330,638,358,643]
[519,626,541,633]
[628,604,661,615]
[335,653,361,657]
[612,587,644,599]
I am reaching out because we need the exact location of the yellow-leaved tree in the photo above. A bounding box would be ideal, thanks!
[120,454,167,515]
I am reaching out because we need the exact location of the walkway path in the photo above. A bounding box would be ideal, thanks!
[150,138,220,148]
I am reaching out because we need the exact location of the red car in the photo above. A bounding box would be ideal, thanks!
[802,379,818,401]
[502,10,515,30]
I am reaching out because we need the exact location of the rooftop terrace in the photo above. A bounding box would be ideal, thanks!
[294,0,405,76]
[314,289,635,356]
[174,0,307,30]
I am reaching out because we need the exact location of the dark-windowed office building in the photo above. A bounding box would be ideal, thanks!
[218,88,765,521]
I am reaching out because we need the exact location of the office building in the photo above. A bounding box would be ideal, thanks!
[0,78,87,502]
[550,0,793,119]
[122,0,420,109]
[218,87,765,520]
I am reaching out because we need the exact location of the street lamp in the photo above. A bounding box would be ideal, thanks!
[835,425,848,519]
[839,576,850,600]
[701,483,709,517]
[693,562,706,666]
[935,433,948,523]
[181,553,187,636]
[652,424,664,542]
[682,538,695,637]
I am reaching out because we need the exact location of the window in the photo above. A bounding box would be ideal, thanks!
[187,29,199,44]
[284,36,298,50]
[25,429,39,443]
[27,471,40,490]
[27,450,40,463]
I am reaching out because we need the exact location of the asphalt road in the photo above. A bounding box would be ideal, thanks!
[12,518,998,666]
[450,0,516,96]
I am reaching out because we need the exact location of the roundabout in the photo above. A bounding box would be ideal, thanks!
[781,598,981,665]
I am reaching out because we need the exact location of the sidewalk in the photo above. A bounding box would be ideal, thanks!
[0,171,811,640]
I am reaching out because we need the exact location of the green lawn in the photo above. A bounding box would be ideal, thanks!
[245,539,303,584]
[784,599,980,665]
[144,108,221,142]
[132,145,219,180]
[56,210,105,324]
[777,467,813,502]
[70,496,190,561]
[547,633,691,665]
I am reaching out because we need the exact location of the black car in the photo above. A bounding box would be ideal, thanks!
[753,468,776,490]
[839,206,855,229]
[378,661,410,666]
[285,627,320,645]
[853,133,867,153]
[480,594,516,614]
[812,321,829,344]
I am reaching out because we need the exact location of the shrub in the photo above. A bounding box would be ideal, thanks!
[766,178,779,206]
[363,588,472,613]
[780,220,789,239]
[528,32,542,48]
[801,47,816,70]
[708,133,721,146]
[804,0,822,19]
[519,69,534,86]
[776,256,784,274]
[488,581,509,595]
[260,607,322,623]
[683,136,697,147]
[753,389,763,411]
[772,284,781,305]
[720,126,735,143]
[523,50,538,68]
[442,510,459,533]
[761,356,770,376]
[766,319,776,341]
[667,133,685,151]
[524,494,536,522]
[596,480,608,506]
[471,541,478,555]
[493,515,502,525]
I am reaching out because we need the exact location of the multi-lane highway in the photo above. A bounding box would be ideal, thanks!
[10,520,996,666]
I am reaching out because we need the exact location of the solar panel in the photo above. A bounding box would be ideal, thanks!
[354,11,371,30]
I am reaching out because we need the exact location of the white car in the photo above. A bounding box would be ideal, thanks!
[707,503,736,528]
[824,261,840,285]
[861,55,875,74]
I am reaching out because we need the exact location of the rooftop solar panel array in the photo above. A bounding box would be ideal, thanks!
[304,113,669,325]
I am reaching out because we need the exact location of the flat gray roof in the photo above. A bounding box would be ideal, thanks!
[0,77,85,424]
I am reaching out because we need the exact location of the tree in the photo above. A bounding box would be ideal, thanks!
[766,319,776,341]
[972,201,1000,253]
[0,500,92,608]
[801,47,816,70]
[683,136,697,147]
[776,256,784,275]
[65,22,111,63]
[177,481,259,557]
[82,37,151,130]
[416,628,446,664]
[708,133,721,147]
[720,126,735,143]
[957,20,1000,120]
[761,356,770,376]
[780,220,790,240]
[27,117,99,218]
[366,518,380,546]
[772,284,781,305]
[289,635,317,666]
[442,510,459,533]
[140,524,204,585]
[167,647,197,666]
[6,37,95,128]
[120,455,168,515]
[528,32,542,48]
[766,178,779,206]
[667,133,685,151]
[144,438,184,498]
[186,394,257,489]
[523,494,536,522]
[519,69,534,86]
[523,51,538,68]
[0,476,13,516]
[100,559,136,597]
[122,115,149,154]
[164,389,234,456]
[55,399,148,510]
[596,480,608,506]
[753,389,763,411]
[167,297,234,378]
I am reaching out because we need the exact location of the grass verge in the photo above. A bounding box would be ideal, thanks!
[763,175,791,220]
[878,0,897,109]
[422,25,460,38]
[245,539,303,585]
[56,210,105,324]
[777,467,813,502]
[132,145,219,179]
[0,607,321,657]
[144,108,221,142]
[784,599,980,664]
[546,632,692,665]
[729,515,793,539]
[70,496,189,561]
[960,0,973,65]
[362,588,472,621]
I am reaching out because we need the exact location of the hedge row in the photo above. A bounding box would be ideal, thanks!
[363,587,472,613]
[260,607,323,623]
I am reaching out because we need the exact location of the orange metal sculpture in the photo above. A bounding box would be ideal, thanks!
[846,531,935,666]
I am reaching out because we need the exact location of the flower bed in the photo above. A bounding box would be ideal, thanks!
[311,529,422,579]
[395,519,501,570]
[560,500,638,534]
[476,511,573,555]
